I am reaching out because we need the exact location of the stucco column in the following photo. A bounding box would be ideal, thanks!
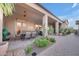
[55,21,59,35]
[0,10,3,42]
[42,15,48,37]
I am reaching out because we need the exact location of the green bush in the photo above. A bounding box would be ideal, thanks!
[25,46,32,54]
[34,37,49,47]
[48,37,56,43]
[59,28,73,35]
[48,26,54,35]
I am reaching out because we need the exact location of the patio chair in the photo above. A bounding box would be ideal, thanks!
[31,31,37,38]
[38,31,43,36]
[25,32,31,39]
[20,33,26,40]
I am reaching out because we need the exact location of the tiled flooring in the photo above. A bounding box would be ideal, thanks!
[8,39,34,50]
[6,39,35,56]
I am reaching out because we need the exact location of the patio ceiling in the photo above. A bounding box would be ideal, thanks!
[48,16,56,25]
[11,3,57,25]
[13,4,44,25]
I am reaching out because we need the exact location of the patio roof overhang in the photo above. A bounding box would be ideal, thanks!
[14,3,44,25]
[3,3,62,36]
[25,3,63,24]
[10,3,57,25]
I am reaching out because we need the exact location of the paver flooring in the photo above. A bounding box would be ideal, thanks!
[38,34,79,56]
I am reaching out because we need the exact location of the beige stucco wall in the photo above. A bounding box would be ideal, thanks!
[3,16,16,37]
[61,23,68,29]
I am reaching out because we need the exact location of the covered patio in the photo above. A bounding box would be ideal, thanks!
[3,3,62,41]
[0,3,63,56]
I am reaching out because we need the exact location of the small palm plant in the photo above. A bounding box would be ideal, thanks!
[0,3,15,16]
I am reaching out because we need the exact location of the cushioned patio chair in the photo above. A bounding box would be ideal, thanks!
[31,31,37,38]
[25,32,31,39]
[20,33,26,40]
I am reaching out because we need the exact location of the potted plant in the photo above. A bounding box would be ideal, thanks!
[3,27,11,41]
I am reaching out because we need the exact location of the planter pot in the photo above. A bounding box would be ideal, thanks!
[0,42,8,56]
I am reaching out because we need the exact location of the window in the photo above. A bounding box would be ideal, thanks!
[17,22,21,27]
[23,23,26,27]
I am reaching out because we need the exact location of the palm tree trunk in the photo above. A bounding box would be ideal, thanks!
[0,10,3,42]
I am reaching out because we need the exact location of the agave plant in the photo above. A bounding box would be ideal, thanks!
[0,3,15,16]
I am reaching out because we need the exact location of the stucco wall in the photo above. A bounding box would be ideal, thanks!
[61,23,68,29]
[3,16,16,37]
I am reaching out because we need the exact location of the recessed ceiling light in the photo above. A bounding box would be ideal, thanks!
[24,15,26,17]
[24,11,26,13]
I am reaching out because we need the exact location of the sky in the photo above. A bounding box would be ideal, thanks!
[41,3,79,29]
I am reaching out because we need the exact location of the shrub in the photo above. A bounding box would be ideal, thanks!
[34,37,56,47]
[63,28,69,35]
[48,37,56,43]
[34,37,49,47]
[48,26,54,35]
[59,28,73,35]
[59,28,65,35]
[25,46,32,54]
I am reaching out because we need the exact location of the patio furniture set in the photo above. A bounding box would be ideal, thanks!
[15,31,43,40]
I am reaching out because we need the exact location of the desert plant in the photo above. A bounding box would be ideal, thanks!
[48,26,54,35]
[59,28,73,35]
[48,37,56,43]
[34,37,49,47]
[25,46,32,54]
[59,28,64,34]
[69,27,74,33]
